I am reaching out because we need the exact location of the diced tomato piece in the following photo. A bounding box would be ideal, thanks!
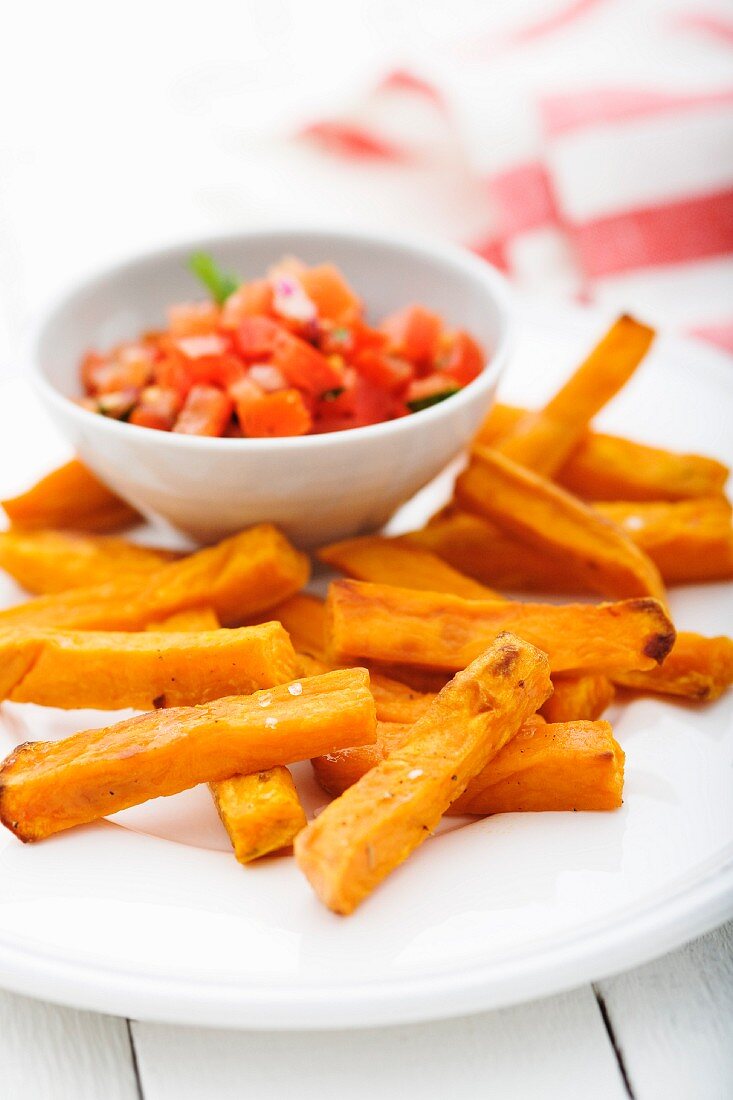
[165,334,245,390]
[354,351,413,393]
[234,316,284,360]
[129,386,183,431]
[173,385,233,436]
[405,372,459,411]
[154,349,194,397]
[300,264,361,323]
[229,376,264,428]
[248,364,288,392]
[81,351,108,393]
[316,321,354,357]
[173,334,230,360]
[239,389,313,437]
[380,305,443,368]
[272,334,343,396]
[313,373,392,432]
[83,344,155,395]
[440,330,485,385]
[350,318,389,355]
[167,301,221,337]
[229,376,264,409]
[220,280,274,329]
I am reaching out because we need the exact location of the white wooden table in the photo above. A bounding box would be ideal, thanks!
[1,922,731,1099]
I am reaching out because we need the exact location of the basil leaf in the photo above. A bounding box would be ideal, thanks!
[188,252,240,304]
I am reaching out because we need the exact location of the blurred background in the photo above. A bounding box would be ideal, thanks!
[1,0,731,376]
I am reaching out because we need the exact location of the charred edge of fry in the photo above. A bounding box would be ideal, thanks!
[624,598,677,663]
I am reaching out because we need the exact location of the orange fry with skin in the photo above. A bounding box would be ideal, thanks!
[326,580,675,675]
[456,446,666,601]
[0,668,376,842]
[2,459,140,531]
[318,535,499,598]
[313,717,624,815]
[0,525,309,632]
[0,622,298,710]
[613,632,733,702]
[296,634,552,914]
[496,315,654,475]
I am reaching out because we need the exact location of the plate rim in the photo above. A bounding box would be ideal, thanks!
[0,851,730,1029]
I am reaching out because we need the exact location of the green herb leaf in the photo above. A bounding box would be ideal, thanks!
[407,387,459,413]
[321,387,345,401]
[188,252,240,304]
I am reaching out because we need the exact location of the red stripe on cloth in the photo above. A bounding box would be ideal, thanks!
[468,235,511,272]
[571,188,733,278]
[377,70,445,106]
[299,122,410,161]
[542,87,733,135]
[462,0,606,58]
[485,161,560,237]
[503,0,606,47]
[674,13,733,47]
[689,322,733,354]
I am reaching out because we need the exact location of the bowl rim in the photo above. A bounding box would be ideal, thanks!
[32,226,514,452]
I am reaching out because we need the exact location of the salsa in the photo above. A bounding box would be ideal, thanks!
[79,254,486,437]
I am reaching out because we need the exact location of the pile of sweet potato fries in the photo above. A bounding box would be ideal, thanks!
[0,314,731,914]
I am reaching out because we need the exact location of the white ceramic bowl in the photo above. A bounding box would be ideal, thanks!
[33,228,513,547]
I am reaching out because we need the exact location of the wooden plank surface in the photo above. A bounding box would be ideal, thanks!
[130,984,626,1100]
[596,921,733,1100]
[0,988,139,1100]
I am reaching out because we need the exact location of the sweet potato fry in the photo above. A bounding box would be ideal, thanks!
[295,634,552,913]
[456,447,666,600]
[540,675,615,723]
[312,716,545,800]
[0,525,309,631]
[476,402,524,446]
[595,499,733,585]
[558,432,730,502]
[264,593,328,659]
[326,580,675,675]
[367,674,436,724]
[451,720,624,814]
[147,607,221,631]
[2,459,140,531]
[613,632,733,701]
[296,650,438,723]
[210,767,307,863]
[496,316,654,475]
[318,536,499,598]
[0,529,175,594]
[0,622,298,710]
[478,404,730,502]
[412,500,733,590]
[406,508,583,593]
[313,718,624,815]
[0,668,376,842]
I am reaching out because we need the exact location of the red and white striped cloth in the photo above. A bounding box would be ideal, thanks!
[298,0,733,353]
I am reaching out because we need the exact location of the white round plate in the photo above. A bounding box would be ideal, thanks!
[0,304,731,1029]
